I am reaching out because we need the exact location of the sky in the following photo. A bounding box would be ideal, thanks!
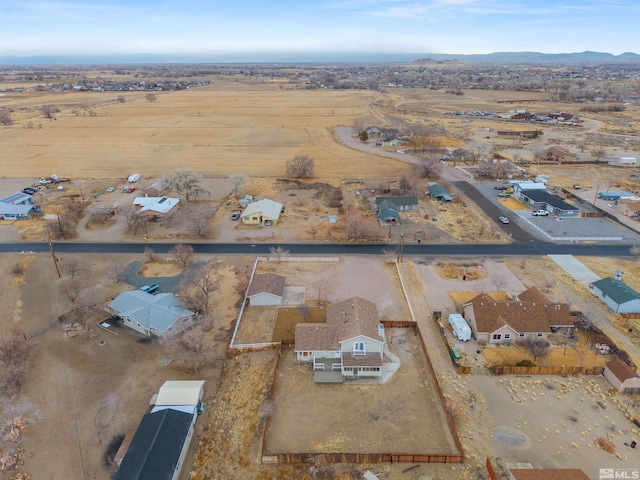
[1,0,639,60]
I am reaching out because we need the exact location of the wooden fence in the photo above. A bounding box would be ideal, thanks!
[261,336,465,465]
[26,319,59,339]
[492,365,604,376]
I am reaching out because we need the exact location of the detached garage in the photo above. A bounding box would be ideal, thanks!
[604,359,640,393]
[247,273,286,306]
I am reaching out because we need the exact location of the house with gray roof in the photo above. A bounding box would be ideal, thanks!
[374,196,417,224]
[519,189,579,216]
[590,277,640,313]
[113,408,195,480]
[294,297,399,383]
[0,192,41,220]
[109,290,195,338]
[427,183,452,202]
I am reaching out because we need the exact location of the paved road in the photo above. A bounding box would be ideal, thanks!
[5,241,635,257]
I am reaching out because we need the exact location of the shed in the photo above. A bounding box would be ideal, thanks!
[598,191,634,201]
[604,359,640,393]
[247,273,286,305]
[590,277,640,313]
[427,183,452,202]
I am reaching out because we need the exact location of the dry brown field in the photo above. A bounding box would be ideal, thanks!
[0,79,411,179]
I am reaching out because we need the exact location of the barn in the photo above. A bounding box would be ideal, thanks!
[603,359,640,393]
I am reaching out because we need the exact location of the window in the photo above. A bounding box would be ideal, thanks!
[492,334,502,340]
[353,341,365,355]
[504,333,511,340]
[518,332,525,338]
[536,332,543,337]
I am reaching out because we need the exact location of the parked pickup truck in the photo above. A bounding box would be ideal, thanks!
[531,210,549,216]
[140,284,160,294]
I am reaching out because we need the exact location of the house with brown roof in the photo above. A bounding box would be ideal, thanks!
[462,287,574,344]
[604,359,640,393]
[545,146,578,163]
[294,297,397,383]
[247,273,286,306]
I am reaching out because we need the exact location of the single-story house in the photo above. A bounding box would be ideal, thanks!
[510,181,547,193]
[241,198,283,226]
[590,277,640,313]
[109,290,195,338]
[247,273,286,306]
[598,191,634,201]
[609,156,638,166]
[603,359,640,393]
[376,200,400,224]
[519,190,580,216]
[151,380,205,415]
[133,196,180,215]
[374,196,418,212]
[295,297,394,383]
[427,183,452,202]
[0,192,34,206]
[374,196,418,224]
[544,146,578,163]
[508,468,589,480]
[462,287,574,344]
[0,204,41,220]
[0,192,41,220]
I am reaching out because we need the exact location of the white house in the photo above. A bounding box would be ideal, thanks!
[294,297,398,383]
[247,273,286,306]
[590,277,640,313]
[133,196,180,215]
[108,290,195,338]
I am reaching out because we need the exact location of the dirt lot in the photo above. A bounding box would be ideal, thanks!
[265,328,456,455]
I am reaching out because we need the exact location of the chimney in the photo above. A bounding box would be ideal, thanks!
[614,269,623,280]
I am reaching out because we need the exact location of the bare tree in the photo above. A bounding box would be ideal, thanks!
[116,95,126,103]
[591,147,606,163]
[228,174,247,197]
[64,256,86,280]
[180,263,217,313]
[398,175,415,195]
[170,244,194,268]
[412,157,441,179]
[533,149,546,165]
[94,394,120,444]
[166,320,214,374]
[297,304,312,321]
[286,155,315,178]
[166,167,208,202]
[527,338,550,362]
[269,246,289,262]
[0,327,36,393]
[383,248,397,264]
[191,212,210,238]
[0,108,13,126]
[312,278,335,306]
[107,259,127,284]
[0,398,42,470]
[493,276,506,295]
[143,245,157,263]
[41,104,60,119]
[145,93,157,102]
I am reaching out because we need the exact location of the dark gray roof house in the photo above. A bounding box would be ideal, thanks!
[519,190,579,216]
[427,183,452,202]
[374,196,417,224]
[590,277,640,313]
[114,409,194,480]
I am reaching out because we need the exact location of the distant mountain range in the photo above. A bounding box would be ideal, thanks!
[411,51,640,64]
[0,51,638,65]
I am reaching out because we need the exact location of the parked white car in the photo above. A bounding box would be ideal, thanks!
[531,210,549,216]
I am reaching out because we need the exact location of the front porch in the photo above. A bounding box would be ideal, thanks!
[313,357,343,384]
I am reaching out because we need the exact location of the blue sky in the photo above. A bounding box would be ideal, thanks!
[1,0,638,58]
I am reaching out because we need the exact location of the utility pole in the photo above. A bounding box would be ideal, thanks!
[47,226,61,278]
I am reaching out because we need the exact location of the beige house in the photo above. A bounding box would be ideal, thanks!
[241,198,283,226]
[604,359,640,393]
[294,297,396,383]
[462,287,574,344]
